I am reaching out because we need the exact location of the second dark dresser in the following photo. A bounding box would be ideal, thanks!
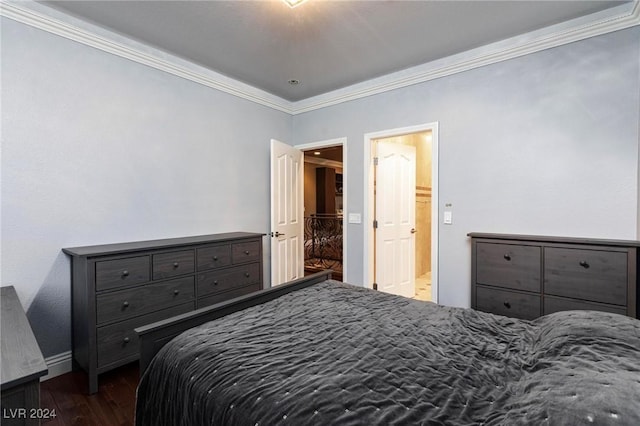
[63,232,264,394]
[469,233,638,320]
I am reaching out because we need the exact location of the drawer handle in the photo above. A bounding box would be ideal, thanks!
[122,301,130,308]
[173,262,179,268]
[123,337,130,344]
[503,301,511,309]
[213,280,218,285]
[503,254,511,261]
[245,272,250,278]
[122,270,130,277]
[213,256,218,261]
[579,260,590,269]
[173,290,180,295]
[244,250,250,255]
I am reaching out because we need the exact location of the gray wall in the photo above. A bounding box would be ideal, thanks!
[293,27,640,308]
[2,14,639,359]
[1,17,291,357]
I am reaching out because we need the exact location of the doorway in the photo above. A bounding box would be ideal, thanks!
[295,138,347,282]
[364,123,438,303]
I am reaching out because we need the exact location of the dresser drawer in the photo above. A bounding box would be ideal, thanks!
[96,256,150,291]
[153,250,195,280]
[476,243,541,292]
[96,276,195,325]
[543,295,627,316]
[476,286,541,320]
[96,302,193,368]
[544,247,627,306]
[197,283,261,309]
[197,263,261,297]
[232,240,261,264]
[197,244,232,270]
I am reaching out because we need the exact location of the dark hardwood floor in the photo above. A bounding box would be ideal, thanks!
[40,363,139,426]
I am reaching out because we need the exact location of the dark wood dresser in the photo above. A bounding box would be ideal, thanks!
[469,233,639,320]
[1,286,48,426]
[63,232,264,394]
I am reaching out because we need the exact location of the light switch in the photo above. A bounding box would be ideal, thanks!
[348,213,361,224]
[443,211,453,225]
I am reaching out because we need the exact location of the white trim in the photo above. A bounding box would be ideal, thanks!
[1,1,637,115]
[40,350,72,381]
[364,123,439,303]
[290,2,640,114]
[0,1,292,113]
[430,123,440,304]
[295,137,348,281]
[295,138,347,152]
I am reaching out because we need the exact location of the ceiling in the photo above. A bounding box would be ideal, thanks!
[41,0,630,102]
[304,145,343,162]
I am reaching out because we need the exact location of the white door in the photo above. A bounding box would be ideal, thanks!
[270,139,304,286]
[375,141,416,298]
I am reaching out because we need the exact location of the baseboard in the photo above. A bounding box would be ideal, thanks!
[41,351,72,381]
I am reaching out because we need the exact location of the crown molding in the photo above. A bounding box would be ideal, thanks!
[0,1,294,113]
[290,1,640,114]
[2,1,638,116]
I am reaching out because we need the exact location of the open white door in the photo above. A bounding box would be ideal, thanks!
[375,141,416,298]
[270,139,304,286]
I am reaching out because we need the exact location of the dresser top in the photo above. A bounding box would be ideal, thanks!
[62,232,265,257]
[468,232,640,247]
[1,286,48,390]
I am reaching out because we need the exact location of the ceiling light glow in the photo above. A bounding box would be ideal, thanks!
[283,0,308,8]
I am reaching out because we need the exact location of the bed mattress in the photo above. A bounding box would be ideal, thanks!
[136,280,640,425]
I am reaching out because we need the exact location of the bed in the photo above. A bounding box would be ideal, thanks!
[135,271,640,426]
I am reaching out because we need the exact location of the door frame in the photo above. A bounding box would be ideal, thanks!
[295,137,348,280]
[363,122,439,303]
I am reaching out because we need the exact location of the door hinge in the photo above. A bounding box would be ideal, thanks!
[373,157,379,166]
[373,282,378,290]
[373,220,378,229]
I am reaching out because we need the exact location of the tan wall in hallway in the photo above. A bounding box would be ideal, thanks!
[413,132,432,277]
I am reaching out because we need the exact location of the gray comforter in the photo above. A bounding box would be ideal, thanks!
[135,280,640,425]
